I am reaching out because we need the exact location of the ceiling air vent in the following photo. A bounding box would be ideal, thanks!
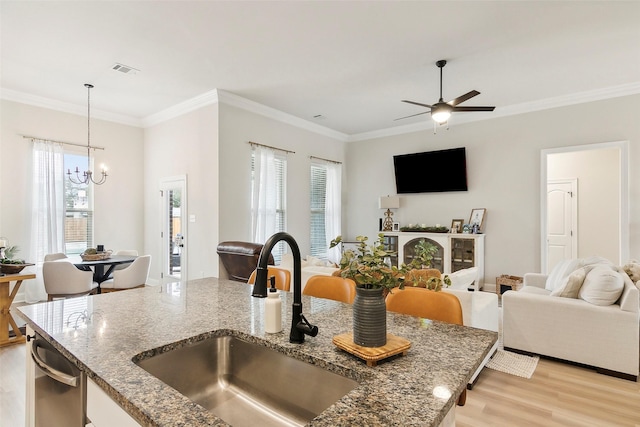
[111,63,140,75]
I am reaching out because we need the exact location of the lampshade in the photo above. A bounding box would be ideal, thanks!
[379,196,400,209]
[431,104,451,124]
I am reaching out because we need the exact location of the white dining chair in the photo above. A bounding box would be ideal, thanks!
[100,255,151,292]
[43,261,99,301]
[44,253,68,262]
[113,250,139,271]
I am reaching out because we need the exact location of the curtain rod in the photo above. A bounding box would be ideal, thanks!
[248,141,295,154]
[21,135,105,151]
[310,155,342,165]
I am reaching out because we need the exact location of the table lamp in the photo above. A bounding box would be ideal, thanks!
[379,196,400,231]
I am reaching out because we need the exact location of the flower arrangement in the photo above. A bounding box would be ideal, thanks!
[330,234,404,291]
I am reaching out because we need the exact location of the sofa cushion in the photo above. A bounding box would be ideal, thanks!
[578,265,624,306]
[550,266,588,298]
[545,259,583,291]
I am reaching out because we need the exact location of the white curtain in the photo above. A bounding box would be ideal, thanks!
[251,145,278,244]
[324,162,342,264]
[27,140,65,303]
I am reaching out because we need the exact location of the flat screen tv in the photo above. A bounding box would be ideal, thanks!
[393,147,468,193]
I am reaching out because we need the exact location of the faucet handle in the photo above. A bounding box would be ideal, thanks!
[296,314,318,337]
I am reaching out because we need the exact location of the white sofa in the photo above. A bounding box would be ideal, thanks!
[278,253,338,291]
[502,266,639,380]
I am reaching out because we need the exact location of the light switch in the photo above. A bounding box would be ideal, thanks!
[189,214,196,223]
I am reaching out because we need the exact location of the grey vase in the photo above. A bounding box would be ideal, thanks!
[353,286,387,347]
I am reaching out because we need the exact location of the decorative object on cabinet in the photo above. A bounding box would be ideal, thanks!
[450,219,464,234]
[469,208,486,231]
[399,224,448,233]
[379,196,400,232]
[392,222,400,232]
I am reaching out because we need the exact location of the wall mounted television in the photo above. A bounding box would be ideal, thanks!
[393,147,468,193]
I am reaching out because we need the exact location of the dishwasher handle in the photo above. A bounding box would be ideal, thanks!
[31,340,79,387]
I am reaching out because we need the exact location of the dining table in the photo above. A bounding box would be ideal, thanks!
[0,272,35,346]
[67,255,137,293]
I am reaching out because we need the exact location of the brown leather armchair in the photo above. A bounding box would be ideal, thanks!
[217,241,274,282]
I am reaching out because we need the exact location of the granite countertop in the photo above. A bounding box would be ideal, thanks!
[18,278,497,426]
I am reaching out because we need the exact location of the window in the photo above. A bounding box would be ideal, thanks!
[64,153,94,254]
[310,160,341,261]
[310,164,327,257]
[251,146,287,263]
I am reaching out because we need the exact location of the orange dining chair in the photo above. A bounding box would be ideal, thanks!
[248,267,291,292]
[385,286,467,405]
[303,276,356,304]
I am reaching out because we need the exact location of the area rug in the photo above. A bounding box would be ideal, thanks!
[486,349,539,379]
[485,306,539,379]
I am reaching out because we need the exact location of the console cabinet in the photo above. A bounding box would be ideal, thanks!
[384,232,485,290]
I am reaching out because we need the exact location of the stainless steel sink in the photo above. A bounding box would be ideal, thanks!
[134,335,358,427]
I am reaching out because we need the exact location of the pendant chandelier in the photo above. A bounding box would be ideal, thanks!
[67,83,108,185]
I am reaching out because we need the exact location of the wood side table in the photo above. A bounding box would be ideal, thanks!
[0,272,35,347]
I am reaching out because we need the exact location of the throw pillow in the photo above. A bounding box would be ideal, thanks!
[578,265,624,306]
[622,259,640,283]
[550,266,588,298]
[545,258,583,291]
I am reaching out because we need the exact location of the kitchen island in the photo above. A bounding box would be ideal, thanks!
[18,278,497,426]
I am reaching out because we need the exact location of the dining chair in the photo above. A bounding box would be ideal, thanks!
[385,286,467,406]
[403,268,442,288]
[42,261,99,301]
[303,275,356,304]
[44,253,68,262]
[100,255,151,292]
[113,250,139,271]
[247,267,291,292]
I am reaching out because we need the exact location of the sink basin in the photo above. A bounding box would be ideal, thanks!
[134,334,359,427]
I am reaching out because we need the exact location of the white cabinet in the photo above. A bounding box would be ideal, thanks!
[385,232,485,290]
[86,378,140,427]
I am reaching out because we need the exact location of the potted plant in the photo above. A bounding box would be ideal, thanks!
[330,234,404,347]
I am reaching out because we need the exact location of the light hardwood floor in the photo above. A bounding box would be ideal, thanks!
[2,341,639,427]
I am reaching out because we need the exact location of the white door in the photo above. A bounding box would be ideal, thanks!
[546,179,577,272]
[160,176,187,283]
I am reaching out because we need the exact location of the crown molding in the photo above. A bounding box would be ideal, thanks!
[347,82,640,142]
[215,90,349,141]
[4,82,639,141]
[0,88,144,127]
[141,89,220,128]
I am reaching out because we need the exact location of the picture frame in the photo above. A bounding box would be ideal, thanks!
[392,222,400,232]
[450,219,464,234]
[469,208,486,230]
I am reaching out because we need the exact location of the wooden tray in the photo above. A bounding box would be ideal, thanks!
[333,333,411,367]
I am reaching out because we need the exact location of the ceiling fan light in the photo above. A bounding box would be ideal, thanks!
[431,109,451,124]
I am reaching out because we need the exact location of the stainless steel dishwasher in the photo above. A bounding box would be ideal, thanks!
[31,332,86,426]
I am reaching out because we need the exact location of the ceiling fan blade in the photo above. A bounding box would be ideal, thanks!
[394,111,431,121]
[401,100,433,109]
[452,106,495,112]
[447,90,480,106]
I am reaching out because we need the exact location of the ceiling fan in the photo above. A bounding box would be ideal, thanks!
[396,59,495,125]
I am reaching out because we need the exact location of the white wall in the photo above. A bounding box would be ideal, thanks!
[345,94,640,284]
[0,100,144,299]
[548,148,619,261]
[217,104,346,275]
[144,104,219,282]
